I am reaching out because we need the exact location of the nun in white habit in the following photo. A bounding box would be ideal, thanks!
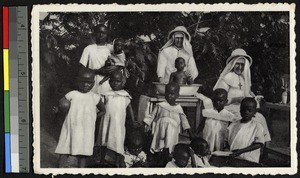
[157,26,198,84]
[213,48,271,142]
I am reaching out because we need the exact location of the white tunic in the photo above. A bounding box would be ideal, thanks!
[202,108,235,152]
[157,46,198,83]
[79,44,113,94]
[228,120,265,163]
[55,91,100,156]
[217,72,271,142]
[97,90,131,155]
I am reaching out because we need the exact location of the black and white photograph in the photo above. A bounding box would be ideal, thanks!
[31,3,296,175]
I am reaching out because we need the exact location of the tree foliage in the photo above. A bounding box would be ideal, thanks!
[40,11,290,106]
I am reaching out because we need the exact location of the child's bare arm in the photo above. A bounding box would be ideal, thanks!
[187,75,194,85]
[169,73,175,83]
[230,142,263,157]
[126,103,136,123]
[99,76,110,85]
[56,97,70,114]
[96,100,106,118]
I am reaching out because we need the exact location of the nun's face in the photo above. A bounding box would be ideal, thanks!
[233,58,245,75]
[174,36,184,48]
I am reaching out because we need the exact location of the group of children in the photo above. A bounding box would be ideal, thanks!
[53,37,268,168]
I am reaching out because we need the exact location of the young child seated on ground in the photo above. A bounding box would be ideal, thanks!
[124,131,148,167]
[166,143,192,168]
[99,38,129,85]
[189,137,212,167]
[169,57,193,85]
[196,89,236,152]
[96,71,137,163]
[54,68,106,168]
[144,82,193,166]
[228,97,265,163]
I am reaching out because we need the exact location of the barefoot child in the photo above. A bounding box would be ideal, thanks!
[55,68,106,168]
[99,38,129,85]
[97,71,136,157]
[189,137,212,167]
[165,143,192,168]
[144,82,193,158]
[169,57,193,85]
[228,97,265,163]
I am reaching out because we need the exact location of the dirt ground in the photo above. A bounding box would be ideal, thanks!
[39,103,290,168]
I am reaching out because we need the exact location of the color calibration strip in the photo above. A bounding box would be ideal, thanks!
[3,6,11,173]
[3,6,30,173]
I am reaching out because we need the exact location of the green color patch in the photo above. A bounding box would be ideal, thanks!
[4,91,10,133]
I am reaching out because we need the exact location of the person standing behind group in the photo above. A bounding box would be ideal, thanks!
[79,24,113,94]
[157,26,198,84]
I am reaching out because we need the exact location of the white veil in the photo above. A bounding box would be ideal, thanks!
[213,56,252,97]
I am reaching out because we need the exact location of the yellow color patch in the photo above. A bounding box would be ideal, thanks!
[3,49,9,91]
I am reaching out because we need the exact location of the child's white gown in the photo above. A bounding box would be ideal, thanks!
[228,120,265,163]
[202,108,235,151]
[144,101,190,153]
[55,91,100,156]
[97,90,131,155]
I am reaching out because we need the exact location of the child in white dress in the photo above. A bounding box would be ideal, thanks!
[196,89,236,152]
[55,68,106,168]
[144,82,193,155]
[228,97,265,163]
[96,71,136,156]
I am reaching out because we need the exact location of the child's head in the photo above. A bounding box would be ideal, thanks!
[240,97,257,122]
[113,38,124,54]
[77,68,95,93]
[172,143,190,168]
[251,83,264,96]
[212,88,228,112]
[175,57,186,71]
[165,82,180,105]
[94,24,108,44]
[126,132,143,156]
[190,137,211,157]
[109,71,126,91]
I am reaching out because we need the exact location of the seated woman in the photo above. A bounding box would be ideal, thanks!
[157,26,198,84]
[213,48,271,143]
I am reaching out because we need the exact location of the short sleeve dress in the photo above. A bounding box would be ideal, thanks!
[55,90,100,156]
[96,90,132,155]
[144,101,191,153]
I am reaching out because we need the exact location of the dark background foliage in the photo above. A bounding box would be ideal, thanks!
[40,11,290,115]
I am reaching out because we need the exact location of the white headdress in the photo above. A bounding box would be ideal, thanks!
[160,26,193,55]
[214,49,252,97]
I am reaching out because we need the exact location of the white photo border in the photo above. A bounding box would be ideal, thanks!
[31,3,297,175]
